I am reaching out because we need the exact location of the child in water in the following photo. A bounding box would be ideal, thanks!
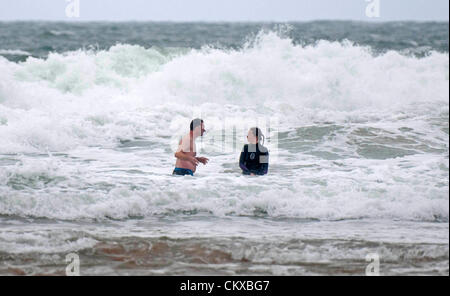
[239,127,269,176]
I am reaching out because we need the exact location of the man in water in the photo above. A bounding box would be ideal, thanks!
[173,118,209,176]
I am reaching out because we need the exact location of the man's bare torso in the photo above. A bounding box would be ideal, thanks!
[175,134,197,172]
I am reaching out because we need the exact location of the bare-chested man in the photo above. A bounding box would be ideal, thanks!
[173,119,209,176]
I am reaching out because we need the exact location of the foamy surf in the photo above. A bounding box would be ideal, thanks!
[0,23,448,275]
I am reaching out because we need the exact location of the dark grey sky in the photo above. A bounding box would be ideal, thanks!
[0,0,448,21]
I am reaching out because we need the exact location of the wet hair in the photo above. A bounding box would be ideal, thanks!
[249,127,265,145]
[190,118,204,131]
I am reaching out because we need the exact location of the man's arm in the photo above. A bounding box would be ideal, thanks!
[174,150,199,164]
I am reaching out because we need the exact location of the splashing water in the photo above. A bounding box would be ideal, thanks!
[0,23,448,275]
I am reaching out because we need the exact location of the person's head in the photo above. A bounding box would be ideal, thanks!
[190,118,205,137]
[247,127,265,145]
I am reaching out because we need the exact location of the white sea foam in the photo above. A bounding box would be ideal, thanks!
[0,49,31,56]
[0,33,448,152]
[0,32,448,222]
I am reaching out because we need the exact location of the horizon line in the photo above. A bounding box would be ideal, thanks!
[0,19,449,23]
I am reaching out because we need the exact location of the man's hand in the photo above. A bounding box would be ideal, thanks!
[196,157,209,165]
[189,156,200,167]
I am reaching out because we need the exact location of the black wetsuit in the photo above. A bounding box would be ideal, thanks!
[239,144,269,175]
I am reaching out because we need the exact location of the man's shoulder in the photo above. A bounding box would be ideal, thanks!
[179,134,194,152]
[180,134,194,145]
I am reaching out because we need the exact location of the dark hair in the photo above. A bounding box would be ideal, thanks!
[190,118,204,131]
[250,127,265,145]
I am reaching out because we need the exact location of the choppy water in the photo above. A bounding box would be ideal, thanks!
[0,21,448,275]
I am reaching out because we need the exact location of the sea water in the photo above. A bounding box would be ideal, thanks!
[0,22,448,275]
